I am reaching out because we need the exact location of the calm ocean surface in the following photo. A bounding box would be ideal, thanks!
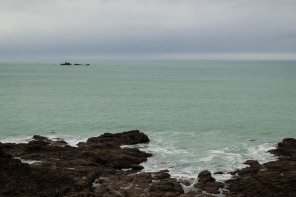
[1,60,296,180]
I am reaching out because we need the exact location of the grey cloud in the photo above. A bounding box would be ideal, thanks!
[0,0,296,60]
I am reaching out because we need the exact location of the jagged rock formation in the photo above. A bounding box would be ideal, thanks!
[224,138,296,197]
[1,131,296,196]
[0,130,184,196]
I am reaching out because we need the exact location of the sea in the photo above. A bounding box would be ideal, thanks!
[1,60,296,181]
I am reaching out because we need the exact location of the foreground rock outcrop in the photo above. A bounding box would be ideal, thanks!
[224,138,296,197]
[1,131,296,196]
[0,130,185,197]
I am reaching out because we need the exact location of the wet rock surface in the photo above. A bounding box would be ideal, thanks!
[0,130,186,197]
[1,132,296,197]
[0,130,153,196]
[193,170,224,194]
[225,138,296,197]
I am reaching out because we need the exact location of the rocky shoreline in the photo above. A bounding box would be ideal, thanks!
[1,130,296,196]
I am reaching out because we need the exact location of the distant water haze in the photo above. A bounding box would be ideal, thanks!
[0,60,296,180]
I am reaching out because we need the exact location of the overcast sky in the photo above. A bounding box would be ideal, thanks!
[1,0,296,60]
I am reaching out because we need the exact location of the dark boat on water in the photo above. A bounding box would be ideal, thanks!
[60,61,90,66]
[60,61,72,65]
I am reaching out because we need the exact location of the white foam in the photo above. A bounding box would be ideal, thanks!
[199,155,214,162]
[213,173,233,182]
[122,168,132,171]
[1,133,280,184]
[61,136,88,147]
[14,157,41,164]
[0,135,88,147]
[1,136,32,144]
[246,143,277,163]
[210,150,225,154]
[92,179,100,187]
[99,176,110,181]
[181,184,199,194]
[138,137,280,182]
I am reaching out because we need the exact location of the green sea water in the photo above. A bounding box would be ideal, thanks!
[1,60,296,180]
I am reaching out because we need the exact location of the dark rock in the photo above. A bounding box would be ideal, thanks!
[125,175,134,182]
[243,160,259,166]
[237,165,261,176]
[0,156,76,196]
[92,171,183,197]
[32,135,67,147]
[33,135,49,141]
[194,181,224,194]
[81,130,150,148]
[153,170,171,180]
[150,180,184,197]
[203,182,224,194]
[134,172,153,184]
[225,138,296,196]
[26,140,50,152]
[180,179,191,186]
[131,164,144,170]
[178,191,211,197]
[2,133,296,197]
[197,170,215,182]
[0,130,152,197]
[0,143,11,158]
[106,147,151,169]
[52,139,68,147]
[268,138,296,157]
[194,170,224,194]
[94,185,122,197]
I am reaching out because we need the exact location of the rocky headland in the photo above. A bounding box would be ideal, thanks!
[1,130,296,196]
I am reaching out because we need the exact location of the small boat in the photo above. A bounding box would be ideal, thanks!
[60,61,71,65]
